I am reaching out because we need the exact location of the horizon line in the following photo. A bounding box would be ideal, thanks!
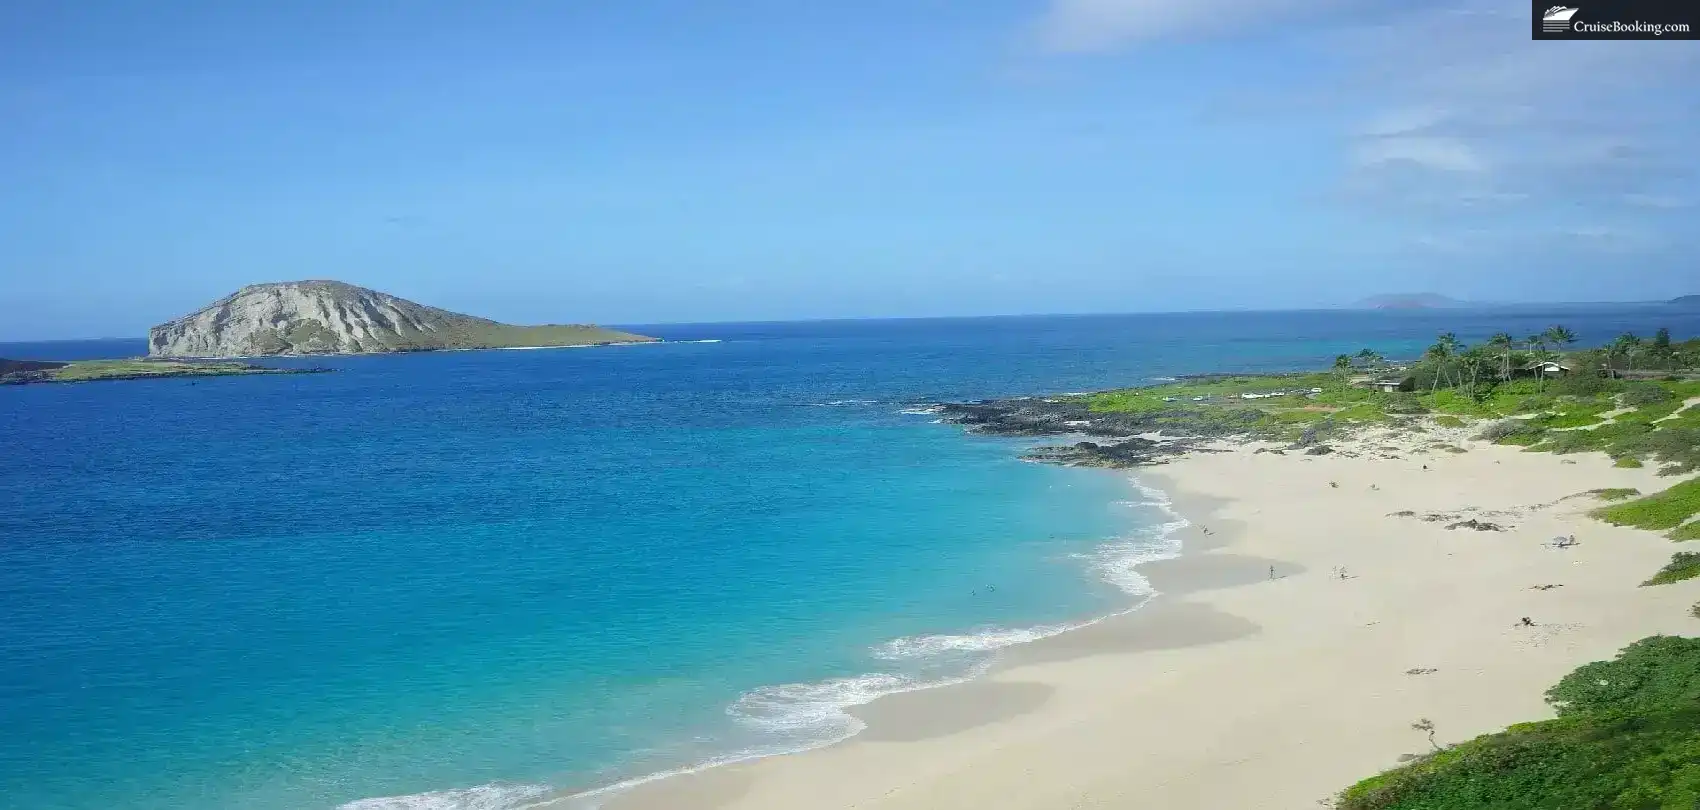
[3,298,1692,344]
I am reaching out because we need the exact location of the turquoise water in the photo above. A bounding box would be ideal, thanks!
[4,308,1697,809]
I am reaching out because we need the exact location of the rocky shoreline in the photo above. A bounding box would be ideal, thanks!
[934,397,1256,468]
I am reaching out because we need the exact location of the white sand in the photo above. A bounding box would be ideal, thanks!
[599,427,1699,810]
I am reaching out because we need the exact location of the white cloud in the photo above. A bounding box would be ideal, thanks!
[1352,135,1484,173]
[1028,0,1699,256]
[1034,0,1351,51]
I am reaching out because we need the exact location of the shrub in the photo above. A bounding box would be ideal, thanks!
[1432,415,1466,428]
[1592,479,1700,530]
[1546,636,1700,715]
[1619,427,1700,475]
[1384,393,1429,415]
[1552,371,1622,398]
[1338,636,1700,810]
[1645,552,1700,586]
[1540,430,1607,455]
[1477,419,1534,442]
[1590,488,1641,501]
[1624,383,1677,407]
[1615,456,1646,468]
[1672,522,1700,542]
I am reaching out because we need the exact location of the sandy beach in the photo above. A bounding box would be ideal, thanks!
[599,424,1700,810]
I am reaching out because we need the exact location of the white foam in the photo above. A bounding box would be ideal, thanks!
[899,405,943,415]
[730,671,965,735]
[810,399,879,407]
[353,475,1193,810]
[873,624,1073,660]
[552,671,981,809]
[338,783,554,810]
[878,474,1188,661]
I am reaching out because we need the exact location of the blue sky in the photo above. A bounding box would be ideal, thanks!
[2,1,1696,339]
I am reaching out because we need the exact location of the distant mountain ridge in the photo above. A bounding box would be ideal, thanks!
[148,280,657,358]
[1671,295,1700,307]
[1352,293,1470,310]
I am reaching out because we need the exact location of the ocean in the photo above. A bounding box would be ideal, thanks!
[4,307,1697,810]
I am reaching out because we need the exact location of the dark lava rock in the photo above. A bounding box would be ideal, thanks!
[1304,445,1334,455]
[1022,436,1189,468]
[1446,519,1506,532]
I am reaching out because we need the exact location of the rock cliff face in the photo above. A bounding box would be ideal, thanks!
[147,280,656,357]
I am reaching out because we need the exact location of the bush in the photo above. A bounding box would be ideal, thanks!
[1590,488,1641,501]
[1593,479,1700,530]
[1624,383,1678,407]
[1338,636,1700,810]
[1477,419,1535,442]
[1552,371,1622,398]
[1645,552,1700,586]
[1383,393,1429,415]
[1546,636,1700,715]
[1618,427,1700,475]
[1672,522,1700,542]
[1616,456,1647,468]
[1432,415,1466,428]
[1540,430,1607,455]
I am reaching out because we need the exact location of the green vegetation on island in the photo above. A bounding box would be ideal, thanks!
[0,357,327,386]
[1337,636,1700,809]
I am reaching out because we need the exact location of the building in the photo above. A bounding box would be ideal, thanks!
[1520,360,1572,377]
[1353,377,1405,393]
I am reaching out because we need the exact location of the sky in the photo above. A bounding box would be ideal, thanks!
[2,1,1697,339]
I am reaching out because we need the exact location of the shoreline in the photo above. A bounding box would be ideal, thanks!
[597,425,1699,810]
[522,465,1187,810]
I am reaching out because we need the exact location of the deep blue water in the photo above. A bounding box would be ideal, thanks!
[4,307,1698,810]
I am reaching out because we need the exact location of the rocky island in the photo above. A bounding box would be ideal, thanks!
[148,280,658,358]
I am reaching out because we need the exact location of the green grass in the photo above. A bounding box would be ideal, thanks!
[1645,552,1700,586]
[1671,522,1700,542]
[1536,404,1615,429]
[1067,366,1698,470]
[1592,479,1700,530]
[1337,636,1700,810]
[1617,456,1648,468]
[1590,488,1642,501]
[1418,389,1500,417]
[47,359,281,382]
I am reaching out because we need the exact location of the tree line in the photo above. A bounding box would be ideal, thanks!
[1333,326,1698,397]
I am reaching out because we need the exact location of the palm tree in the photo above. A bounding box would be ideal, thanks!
[1425,333,1460,391]
[1610,333,1644,377]
[1356,348,1386,372]
[1544,325,1577,353]
[1487,332,1515,382]
[1459,346,1490,397]
[1652,328,1674,368]
[1525,333,1549,391]
[1333,353,1354,385]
